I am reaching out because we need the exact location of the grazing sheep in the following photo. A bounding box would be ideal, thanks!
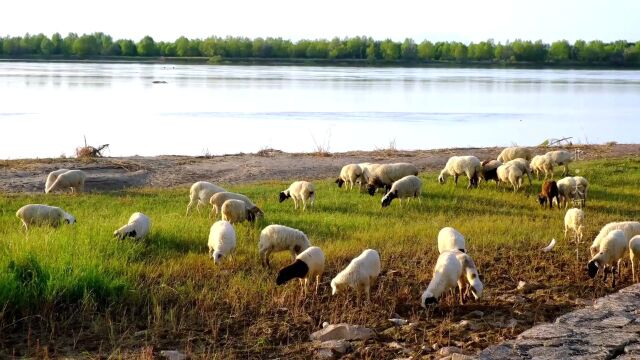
[557,177,577,208]
[113,212,151,240]
[421,250,483,306]
[186,181,226,215]
[573,176,589,207]
[44,168,70,193]
[497,147,532,162]
[588,229,627,287]
[259,225,311,267]
[629,236,640,283]
[546,150,573,176]
[590,221,640,257]
[437,227,466,254]
[538,180,560,209]
[221,199,262,224]
[208,220,236,264]
[381,175,422,207]
[331,249,381,301]
[279,181,315,210]
[336,164,363,190]
[45,169,86,194]
[564,208,585,243]
[438,156,482,189]
[496,163,524,192]
[505,158,533,186]
[359,163,381,192]
[367,163,419,195]
[530,155,554,180]
[16,204,76,230]
[209,191,262,219]
[480,160,501,185]
[276,246,325,295]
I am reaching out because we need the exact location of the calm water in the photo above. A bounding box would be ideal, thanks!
[1,62,639,159]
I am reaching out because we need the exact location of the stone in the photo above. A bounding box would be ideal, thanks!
[465,310,484,318]
[159,350,187,360]
[389,318,409,326]
[517,324,573,340]
[317,339,351,355]
[624,342,640,354]
[477,344,519,359]
[316,348,334,359]
[450,354,476,360]
[437,346,463,357]
[598,315,633,328]
[310,323,375,342]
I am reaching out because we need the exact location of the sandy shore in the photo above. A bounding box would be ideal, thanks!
[1,144,637,193]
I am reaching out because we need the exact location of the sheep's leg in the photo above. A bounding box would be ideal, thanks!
[209,205,217,219]
[310,193,315,208]
[315,274,320,295]
[453,175,459,186]
[564,226,568,241]
[632,253,637,283]
[563,164,569,176]
[292,197,298,209]
[612,265,617,288]
[186,200,195,215]
[301,197,307,211]
[457,280,466,305]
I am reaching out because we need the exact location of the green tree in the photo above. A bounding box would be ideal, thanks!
[452,42,467,61]
[51,33,63,54]
[40,38,54,55]
[401,38,417,60]
[118,39,137,56]
[136,36,158,57]
[72,34,98,57]
[380,39,400,61]
[366,42,378,62]
[549,40,571,62]
[417,40,435,60]
[62,33,78,56]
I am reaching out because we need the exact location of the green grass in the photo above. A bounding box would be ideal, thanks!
[1,158,640,358]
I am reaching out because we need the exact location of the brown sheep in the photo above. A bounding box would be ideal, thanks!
[538,180,559,209]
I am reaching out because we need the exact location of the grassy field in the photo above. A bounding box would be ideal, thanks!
[1,158,640,358]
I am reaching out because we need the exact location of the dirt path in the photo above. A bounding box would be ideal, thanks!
[1,144,637,193]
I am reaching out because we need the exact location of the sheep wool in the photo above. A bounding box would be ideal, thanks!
[381,175,422,207]
[359,163,381,192]
[629,236,640,283]
[44,168,70,193]
[437,227,466,254]
[209,191,259,219]
[422,251,462,306]
[573,176,589,207]
[530,155,554,180]
[259,225,311,267]
[279,181,315,210]
[45,169,87,194]
[331,249,381,301]
[208,220,237,264]
[276,246,325,294]
[16,204,76,230]
[545,150,573,176]
[564,208,585,243]
[588,229,627,287]
[438,156,481,189]
[538,180,559,209]
[336,164,363,190]
[556,177,578,208]
[221,199,250,224]
[497,163,524,192]
[367,163,419,195]
[480,160,501,184]
[590,221,640,257]
[505,158,532,186]
[113,212,151,240]
[497,147,532,162]
[186,181,226,215]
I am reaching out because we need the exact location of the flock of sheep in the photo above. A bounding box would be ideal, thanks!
[12,147,640,309]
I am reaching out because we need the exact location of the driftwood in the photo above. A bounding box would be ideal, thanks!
[75,144,110,158]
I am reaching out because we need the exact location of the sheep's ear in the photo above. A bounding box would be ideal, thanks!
[587,261,599,278]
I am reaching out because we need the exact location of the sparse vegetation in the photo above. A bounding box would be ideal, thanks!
[1,158,639,358]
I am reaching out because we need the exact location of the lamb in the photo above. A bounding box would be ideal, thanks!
[557,177,577,208]
[573,176,589,207]
[496,163,524,192]
[587,229,627,287]
[221,199,262,224]
[44,168,69,193]
[437,227,466,253]
[16,204,76,230]
[381,175,422,207]
[505,158,532,186]
[564,208,585,243]
[629,236,640,283]
[538,180,559,209]
[335,164,363,190]
[330,249,381,301]
[421,250,483,306]
[438,156,481,189]
[209,191,262,219]
[590,221,640,257]
[546,150,573,176]
[279,181,315,210]
[530,155,554,180]
[259,225,311,267]
[367,163,419,195]
[276,246,325,295]
[479,160,501,185]
[186,181,226,215]
[113,212,151,240]
[497,147,532,162]
[208,220,236,264]
[45,169,86,194]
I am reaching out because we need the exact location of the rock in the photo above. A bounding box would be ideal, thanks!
[387,341,405,349]
[450,354,476,360]
[316,348,334,359]
[465,310,484,318]
[517,281,526,290]
[133,330,148,337]
[316,339,351,355]
[310,323,375,342]
[517,323,573,340]
[389,318,409,326]
[159,350,187,360]
[322,321,330,328]
[455,320,478,331]
[437,346,463,357]
[432,343,441,351]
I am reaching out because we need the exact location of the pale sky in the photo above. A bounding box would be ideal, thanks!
[3,0,639,43]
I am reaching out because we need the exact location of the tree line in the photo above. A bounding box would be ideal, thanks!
[1,33,640,66]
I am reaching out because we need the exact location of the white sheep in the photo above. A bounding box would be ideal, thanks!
[16,204,76,230]
[276,246,325,295]
[331,249,381,301]
[259,225,311,267]
[367,163,419,195]
[421,250,483,306]
[546,150,573,176]
[629,236,640,283]
[279,181,315,210]
[359,163,381,192]
[505,158,532,186]
[186,181,226,215]
[209,191,262,219]
[530,155,554,180]
[438,156,482,189]
[496,163,524,192]
[45,169,86,194]
[588,229,627,287]
[208,220,237,264]
[437,227,466,254]
[479,159,501,185]
[381,175,422,207]
[590,221,640,257]
[113,212,151,240]
[336,164,363,190]
[556,177,577,208]
[497,147,532,162]
[44,168,70,193]
[564,208,585,243]
[221,199,261,224]
[573,176,589,207]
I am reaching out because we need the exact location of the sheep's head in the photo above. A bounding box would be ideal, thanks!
[247,207,264,222]
[335,178,345,188]
[381,191,397,208]
[276,259,308,285]
[366,184,377,196]
[213,251,224,264]
[469,279,484,300]
[437,172,447,184]
[279,191,290,202]
[537,194,547,206]
[330,279,346,295]
[421,291,438,307]
[587,260,599,278]
[63,213,76,225]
